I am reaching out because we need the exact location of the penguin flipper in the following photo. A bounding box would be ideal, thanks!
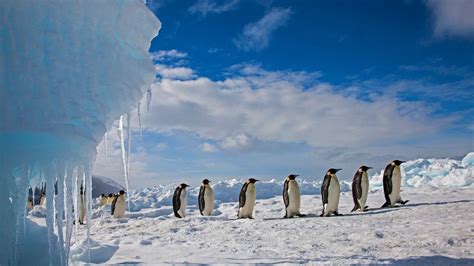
[321,175,331,206]
[173,187,182,218]
[111,195,118,215]
[239,183,248,208]
[381,201,391,208]
[198,185,205,215]
[283,179,290,208]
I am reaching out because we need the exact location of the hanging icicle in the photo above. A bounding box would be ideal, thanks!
[117,116,130,211]
[146,88,152,120]
[137,100,143,142]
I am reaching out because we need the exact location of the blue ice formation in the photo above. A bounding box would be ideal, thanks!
[0,1,160,264]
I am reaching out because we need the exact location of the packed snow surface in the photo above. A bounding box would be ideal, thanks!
[33,187,473,264]
[28,154,474,264]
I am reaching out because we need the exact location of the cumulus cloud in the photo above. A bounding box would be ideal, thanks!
[425,0,474,38]
[189,0,240,16]
[201,142,218,152]
[145,64,447,149]
[150,49,188,62]
[234,7,292,51]
[155,65,195,80]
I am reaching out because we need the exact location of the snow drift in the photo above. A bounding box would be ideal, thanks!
[0,1,160,264]
[126,153,473,212]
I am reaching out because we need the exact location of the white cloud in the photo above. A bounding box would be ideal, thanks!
[201,142,218,152]
[425,0,474,38]
[155,65,195,80]
[150,49,188,62]
[189,0,240,16]
[145,64,448,149]
[234,7,292,51]
[220,134,250,149]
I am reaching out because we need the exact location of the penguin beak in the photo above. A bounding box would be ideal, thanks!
[335,169,342,172]
[367,167,373,169]
[255,179,260,182]
[400,161,406,164]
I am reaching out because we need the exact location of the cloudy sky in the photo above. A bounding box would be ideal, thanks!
[93,0,474,188]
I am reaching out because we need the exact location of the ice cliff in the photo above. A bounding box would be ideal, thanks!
[0,1,160,264]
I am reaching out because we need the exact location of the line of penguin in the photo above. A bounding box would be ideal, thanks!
[172,159,408,218]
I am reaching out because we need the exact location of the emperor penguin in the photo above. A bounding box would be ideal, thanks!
[238,178,259,219]
[283,174,302,218]
[320,168,342,217]
[198,179,214,216]
[79,186,86,224]
[351,166,372,212]
[111,190,127,218]
[99,193,107,207]
[106,193,114,204]
[173,183,189,218]
[381,160,409,208]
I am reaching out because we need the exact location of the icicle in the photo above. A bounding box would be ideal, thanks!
[137,100,143,142]
[146,88,152,119]
[104,131,108,159]
[55,163,66,266]
[84,160,93,263]
[45,165,57,265]
[13,166,30,265]
[64,164,75,264]
[117,116,130,211]
[73,167,81,243]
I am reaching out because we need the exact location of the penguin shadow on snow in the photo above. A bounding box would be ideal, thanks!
[403,199,473,208]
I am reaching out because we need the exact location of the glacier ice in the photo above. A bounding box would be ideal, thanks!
[0,0,160,264]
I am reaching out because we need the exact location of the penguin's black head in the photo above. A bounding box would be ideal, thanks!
[288,174,299,180]
[392,160,406,166]
[248,178,259,183]
[180,183,189,188]
[101,193,105,197]
[108,193,113,197]
[202,179,211,185]
[327,168,342,175]
[359,166,373,172]
[119,190,126,195]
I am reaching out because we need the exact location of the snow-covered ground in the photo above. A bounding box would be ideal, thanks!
[28,153,474,264]
[31,187,473,264]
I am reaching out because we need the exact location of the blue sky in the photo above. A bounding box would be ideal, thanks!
[94,0,473,188]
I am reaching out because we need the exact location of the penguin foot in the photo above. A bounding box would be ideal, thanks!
[319,213,324,217]
[298,213,306,217]
[381,202,390,208]
[401,200,409,205]
[334,212,343,216]
[364,206,369,210]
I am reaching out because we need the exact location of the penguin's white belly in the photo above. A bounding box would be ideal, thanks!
[389,167,401,205]
[359,172,369,209]
[178,191,187,218]
[239,185,256,218]
[99,197,107,207]
[202,188,214,216]
[325,178,340,214]
[286,181,301,217]
[113,197,126,218]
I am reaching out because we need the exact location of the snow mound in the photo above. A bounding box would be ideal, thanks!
[369,153,474,189]
[461,152,474,167]
[126,154,473,212]
[70,238,119,264]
